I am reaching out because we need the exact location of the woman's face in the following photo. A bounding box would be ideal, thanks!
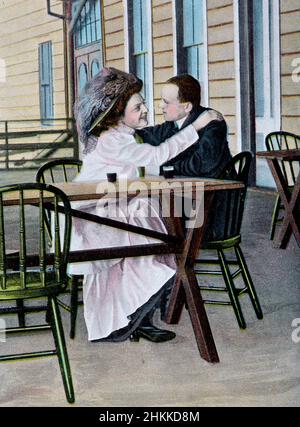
[121,93,148,129]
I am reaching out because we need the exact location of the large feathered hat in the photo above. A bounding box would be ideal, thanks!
[74,67,142,152]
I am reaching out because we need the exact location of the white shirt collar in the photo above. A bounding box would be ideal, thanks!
[175,116,187,130]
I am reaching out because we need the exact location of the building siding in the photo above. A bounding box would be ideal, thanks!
[280,0,300,135]
[102,0,125,69]
[207,0,237,150]
[152,0,173,123]
[1,0,299,172]
[0,0,65,121]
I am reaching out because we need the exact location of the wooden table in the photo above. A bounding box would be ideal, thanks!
[256,149,300,248]
[4,176,244,364]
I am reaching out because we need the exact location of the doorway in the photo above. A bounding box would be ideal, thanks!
[72,0,104,98]
[253,0,281,187]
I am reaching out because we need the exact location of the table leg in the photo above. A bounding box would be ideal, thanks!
[277,176,300,248]
[182,266,219,363]
[164,192,219,363]
[268,159,300,248]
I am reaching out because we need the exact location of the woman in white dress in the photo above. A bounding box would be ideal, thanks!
[72,67,221,343]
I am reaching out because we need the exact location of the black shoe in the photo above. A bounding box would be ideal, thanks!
[130,325,176,343]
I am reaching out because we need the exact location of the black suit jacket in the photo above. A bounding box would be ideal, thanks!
[137,106,232,178]
[137,107,234,240]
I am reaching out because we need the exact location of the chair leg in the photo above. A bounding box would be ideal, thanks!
[270,194,281,240]
[234,245,263,320]
[49,296,75,404]
[16,299,25,327]
[217,249,247,329]
[70,276,80,339]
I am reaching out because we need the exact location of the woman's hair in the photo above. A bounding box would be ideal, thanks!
[93,80,142,134]
[74,67,142,154]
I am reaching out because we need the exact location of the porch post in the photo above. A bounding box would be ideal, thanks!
[238,0,256,185]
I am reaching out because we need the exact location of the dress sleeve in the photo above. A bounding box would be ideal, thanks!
[137,122,174,146]
[100,124,199,167]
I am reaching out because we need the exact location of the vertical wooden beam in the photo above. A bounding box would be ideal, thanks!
[238,0,256,186]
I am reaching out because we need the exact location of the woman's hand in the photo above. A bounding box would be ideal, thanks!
[192,109,223,131]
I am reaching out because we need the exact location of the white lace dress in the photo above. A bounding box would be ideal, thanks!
[69,123,198,340]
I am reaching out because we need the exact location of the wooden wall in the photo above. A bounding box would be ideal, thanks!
[102,0,125,70]
[1,0,299,141]
[0,0,65,121]
[152,0,174,123]
[207,0,237,149]
[280,0,300,134]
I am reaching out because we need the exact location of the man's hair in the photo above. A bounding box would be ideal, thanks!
[166,74,201,109]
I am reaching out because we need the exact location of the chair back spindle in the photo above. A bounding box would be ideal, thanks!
[0,183,72,296]
[265,131,300,187]
[36,159,82,185]
[212,151,253,241]
[35,159,83,340]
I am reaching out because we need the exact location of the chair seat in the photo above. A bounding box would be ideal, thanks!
[202,234,241,250]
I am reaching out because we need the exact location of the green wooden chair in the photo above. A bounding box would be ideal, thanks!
[0,183,75,403]
[194,152,263,329]
[265,131,300,240]
[36,159,83,339]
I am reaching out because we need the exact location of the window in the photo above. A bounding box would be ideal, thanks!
[176,0,208,105]
[72,0,104,99]
[78,63,88,94]
[253,0,279,120]
[128,0,152,108]
[73,0,102,49]
[39,41,54,122]
[91,59,100,77]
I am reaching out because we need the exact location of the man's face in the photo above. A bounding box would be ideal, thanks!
[121,93,148,129]
[160,84,190,122]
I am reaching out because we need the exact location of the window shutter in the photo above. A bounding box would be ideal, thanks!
[39,41,54,122]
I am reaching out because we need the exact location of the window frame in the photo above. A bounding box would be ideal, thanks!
[127,0,154,124]
[73,0,103,50]
[174,0,209,106]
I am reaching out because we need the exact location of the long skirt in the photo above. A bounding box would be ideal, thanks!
[68,196,176,341]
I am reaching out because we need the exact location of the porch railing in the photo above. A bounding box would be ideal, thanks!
[0,118,79,170]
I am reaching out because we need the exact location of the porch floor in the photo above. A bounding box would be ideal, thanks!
[0,170,299,407]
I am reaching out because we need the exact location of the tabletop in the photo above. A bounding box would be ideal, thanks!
[2,176,244,205]
[256,148,300,161]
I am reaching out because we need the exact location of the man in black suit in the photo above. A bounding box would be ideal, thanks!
[137,74,233,240]
[137,74,232,180]
[137,75,234,320]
